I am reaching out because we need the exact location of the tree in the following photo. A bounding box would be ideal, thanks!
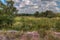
[0,0,17,29]
[34,11,40,17]
[40,10,55,18]
[45,10,55,18]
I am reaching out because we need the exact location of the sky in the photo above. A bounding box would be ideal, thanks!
[0,0,6,4]
[1,0,60,13]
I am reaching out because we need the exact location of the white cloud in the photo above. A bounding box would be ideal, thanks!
[13,0,20,2]
[24,0,31,5]
[13,0,60,13]
[19,2,25,8]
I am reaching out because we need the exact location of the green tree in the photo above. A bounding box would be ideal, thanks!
[34,11,40,17]
[40,10,55,18]
[45,10,55,18]
[0,0,17,29]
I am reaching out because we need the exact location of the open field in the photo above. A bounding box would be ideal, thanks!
[11,16,60,31]
[1,16,60,32]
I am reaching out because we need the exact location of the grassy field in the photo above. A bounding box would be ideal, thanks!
[8,16,60,32]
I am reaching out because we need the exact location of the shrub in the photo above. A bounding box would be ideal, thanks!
[54,19,60,32]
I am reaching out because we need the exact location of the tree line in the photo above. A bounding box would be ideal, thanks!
[16,10,60,18]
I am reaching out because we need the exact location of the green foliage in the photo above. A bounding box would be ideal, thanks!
[0,0,17,29]
[0,16,60,31]
[54,19,60,32]
[16,10,59,18]
[34,11,40,17]
[56,13,60,17]
[8,17,59,31]
[40,10,56,18]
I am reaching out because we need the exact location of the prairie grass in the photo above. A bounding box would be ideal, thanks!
[12,16,60,31]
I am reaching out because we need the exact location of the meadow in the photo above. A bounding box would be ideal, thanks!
[8,16,60,32]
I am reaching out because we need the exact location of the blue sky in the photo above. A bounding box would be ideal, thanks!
[1,0,60,13]
[1,0,6,4]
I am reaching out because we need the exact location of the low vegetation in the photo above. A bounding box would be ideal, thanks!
[0,16,60,32]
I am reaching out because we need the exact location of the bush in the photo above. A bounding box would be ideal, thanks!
[54,19,60,32]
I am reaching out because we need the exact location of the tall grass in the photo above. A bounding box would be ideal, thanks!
[11,17,60,31]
